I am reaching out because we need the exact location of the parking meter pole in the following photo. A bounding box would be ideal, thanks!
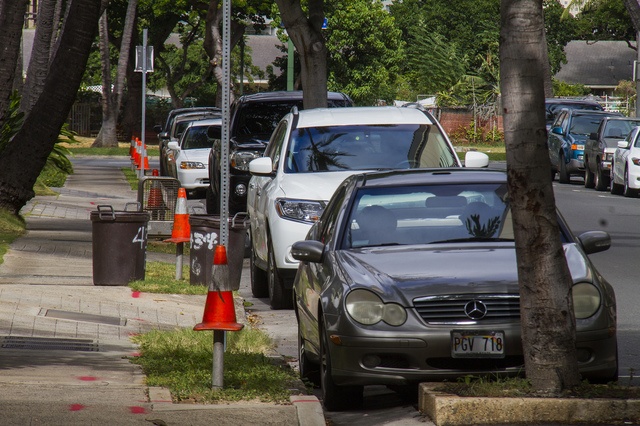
[212,330,225,390]
[174,242,184,280]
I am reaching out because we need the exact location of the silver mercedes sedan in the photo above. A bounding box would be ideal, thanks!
[291,168,617,411]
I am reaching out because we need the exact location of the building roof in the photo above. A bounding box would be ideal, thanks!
[554,40,635,89]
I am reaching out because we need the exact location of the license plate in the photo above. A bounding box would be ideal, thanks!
[451,331,505,358]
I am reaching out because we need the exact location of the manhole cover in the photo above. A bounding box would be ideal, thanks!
[42,309,126,326]
[0,336,99,352]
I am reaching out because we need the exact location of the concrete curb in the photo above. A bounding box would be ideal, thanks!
[420,383,640,426]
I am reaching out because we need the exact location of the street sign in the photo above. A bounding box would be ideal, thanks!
[134,46,154,73]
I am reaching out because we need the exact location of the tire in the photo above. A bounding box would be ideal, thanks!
[298,322,320,386]
[250,242,268,298]
[205,186,220,214]
[623,168,639,198]
[594,162,609,191]
[610,173,624,195]
[320,319,363,411]
[584,162,595,188]
[558,153,570,184]
[267,237,293,310]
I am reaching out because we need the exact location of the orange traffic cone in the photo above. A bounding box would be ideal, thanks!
[129,137,136,160]
[138,142,149,173]
[194,245,244,332]
[147,176,165,220]
[133,138,141,168]
[164,187,190,243]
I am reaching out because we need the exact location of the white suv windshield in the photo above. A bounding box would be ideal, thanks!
[284,124,457,173]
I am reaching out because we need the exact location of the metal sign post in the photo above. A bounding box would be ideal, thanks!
[135,29,154,178]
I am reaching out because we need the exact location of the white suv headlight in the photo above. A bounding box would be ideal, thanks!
[275,198,325,224]
[179,161,205,170]
[231,151,262,171]
[346,289,407,326]
[572,282,601,319]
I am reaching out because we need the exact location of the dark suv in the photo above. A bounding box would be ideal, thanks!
[205,91,353,214]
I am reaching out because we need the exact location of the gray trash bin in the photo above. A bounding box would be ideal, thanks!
[189,214,248,290]
[91,205,150,286]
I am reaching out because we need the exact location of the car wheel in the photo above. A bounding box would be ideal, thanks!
[250,242,268,298]
[205,186,220,214]
[267,237,292,310]
[320,318,363,411]
[584,162,595,188]
[610,172,624,195]
[298,322,320,386]
[594,163,609,191]
[623,167,638,198]
[558,153,570,184]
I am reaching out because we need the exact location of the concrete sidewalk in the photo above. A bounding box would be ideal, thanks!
[0,156,323,425]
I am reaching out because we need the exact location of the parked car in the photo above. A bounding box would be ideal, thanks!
[291,168,618,411]
[584,117,640,190]
[165,118,222,198]
[206,91,353,215]
[155,107,221,176]
[548,109,621,183]
[247,106,490,309]
[545,98,603,132]
[610,125,640,197]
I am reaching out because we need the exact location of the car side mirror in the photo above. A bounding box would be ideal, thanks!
[617,140,629,149]
[578,231,610,255]
[551,127,563,135]
[167,141,180,150]
[153,125,162,133]
[291,240,325,263]
[589,132,598,140]
[249,157,275,177]
[463,151,489,168]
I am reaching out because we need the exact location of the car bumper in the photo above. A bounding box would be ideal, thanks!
[567,157,584,173]
[176,169,209,190]
[270,217,312,272]
[628,164,640,189]
[325,317,616,387]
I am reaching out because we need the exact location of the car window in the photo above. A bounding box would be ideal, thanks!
[342,183,513,249]
[552,111,567,130]
[569,115,605,136]
[317,184,348,244]
[181,125,218,150]
[603,120,640,139]
[284,124,457,173]
[266,120,289,172]
[234,101,302,139]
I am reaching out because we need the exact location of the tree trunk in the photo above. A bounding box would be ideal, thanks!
[500,0,580,393]
[22,0,56,114]
[623,0,640,117]
[0,0,106,215]
[275,0,327,109]
[93,0,138,148]
[0,0,29,121]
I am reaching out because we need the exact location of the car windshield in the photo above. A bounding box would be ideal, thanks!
[343,183,513,249]
[602,119,640,141]
[569,115,606,136]
[284,124,458,173]
[181,125,219,150]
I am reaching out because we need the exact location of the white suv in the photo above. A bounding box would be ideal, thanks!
[247,106,489,309]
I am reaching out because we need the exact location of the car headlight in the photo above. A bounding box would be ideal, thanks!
[231,151,262,171]
[275,198,325,224]
[179,161,205,170]
[346,289,407,326]
[632,157,640,166]
[572,282,601,319]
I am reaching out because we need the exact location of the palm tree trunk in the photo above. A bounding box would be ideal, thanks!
[0,0,29,121]
[500,0,580,393]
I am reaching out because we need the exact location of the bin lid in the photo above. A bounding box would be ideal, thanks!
[90,209,150,223]
[189,214,248,230]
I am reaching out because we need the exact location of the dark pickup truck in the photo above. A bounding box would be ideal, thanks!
[205,91,353,214]
[584,116,640,190]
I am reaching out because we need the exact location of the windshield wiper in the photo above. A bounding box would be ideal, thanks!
[430,237,514,244]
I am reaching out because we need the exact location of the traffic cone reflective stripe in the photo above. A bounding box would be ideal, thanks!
[194,245,243,332]
[164,187,190,243]
[129,137,135,159]
[134,138,141,167]
[138,143,149,172]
